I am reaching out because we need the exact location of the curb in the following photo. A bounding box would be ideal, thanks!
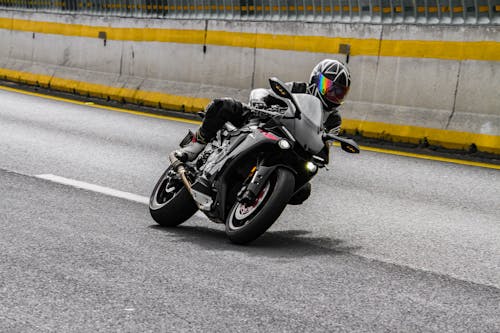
[0,67,211,113]
[1,67,499,155]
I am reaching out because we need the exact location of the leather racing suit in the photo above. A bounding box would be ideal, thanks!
[194,82,342,145]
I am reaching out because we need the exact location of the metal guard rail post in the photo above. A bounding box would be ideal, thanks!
[0,0,498,24]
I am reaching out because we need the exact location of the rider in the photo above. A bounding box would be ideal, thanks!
[176,59,351,161]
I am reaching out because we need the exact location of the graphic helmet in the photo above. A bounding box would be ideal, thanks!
[310,59,351,109]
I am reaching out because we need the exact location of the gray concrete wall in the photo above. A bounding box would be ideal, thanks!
[0,10,499,136]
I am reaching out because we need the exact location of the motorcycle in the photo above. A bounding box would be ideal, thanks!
[149,77,359,244]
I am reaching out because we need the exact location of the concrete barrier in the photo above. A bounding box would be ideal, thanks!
[0,10,499,153]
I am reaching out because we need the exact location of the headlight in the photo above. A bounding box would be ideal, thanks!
[278,139,291,150]
[305,161,318,173]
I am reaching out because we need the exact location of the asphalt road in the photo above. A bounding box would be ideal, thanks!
[1,87,499,332]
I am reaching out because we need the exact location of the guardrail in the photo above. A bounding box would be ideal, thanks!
[0,0,498,24]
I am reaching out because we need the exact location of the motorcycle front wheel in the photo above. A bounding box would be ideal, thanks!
[149,166,198,227]
[225,167,295,244]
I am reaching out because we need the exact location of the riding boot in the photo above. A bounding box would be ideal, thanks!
[174,130,207,162]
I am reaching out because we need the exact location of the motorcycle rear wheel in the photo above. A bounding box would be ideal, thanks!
[225,167,295,244]
[149,166,198,227]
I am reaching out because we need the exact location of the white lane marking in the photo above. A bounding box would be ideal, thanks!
[36,174,150,204]
[35,174,205,219]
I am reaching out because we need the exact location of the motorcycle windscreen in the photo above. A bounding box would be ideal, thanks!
[290,94,325,154]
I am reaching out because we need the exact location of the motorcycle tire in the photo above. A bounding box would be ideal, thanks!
[149,166,198,227]
[225,167,295,244]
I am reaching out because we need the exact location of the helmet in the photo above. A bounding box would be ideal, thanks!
[309,59,351,109]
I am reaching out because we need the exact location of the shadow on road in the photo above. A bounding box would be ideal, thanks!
[149,223,360,258]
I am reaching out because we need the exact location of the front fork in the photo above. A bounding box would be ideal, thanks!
[237,165,280,205]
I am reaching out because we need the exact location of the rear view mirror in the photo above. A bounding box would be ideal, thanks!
[268,77,301,119]
[340,140,360,154]
[269,77,293,100]
[323,133,360,154]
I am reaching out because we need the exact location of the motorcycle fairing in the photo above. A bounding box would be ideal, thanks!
[237,165,283,205]
[200,127,295,221]
[196,93,326,222]
[280,94,325,155]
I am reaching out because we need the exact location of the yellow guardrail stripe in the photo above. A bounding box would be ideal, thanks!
[0,67,210,112]
[0,17,498,61]
[379,40,500,60]
[1,67,499,154]
[341,119,500,154]
[0,84,203,124]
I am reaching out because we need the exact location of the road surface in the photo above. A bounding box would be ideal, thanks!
[1,86,499,332]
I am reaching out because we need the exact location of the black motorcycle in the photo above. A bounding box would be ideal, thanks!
[149,78,359,244]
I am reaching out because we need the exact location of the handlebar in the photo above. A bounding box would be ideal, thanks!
[243,104,289,119]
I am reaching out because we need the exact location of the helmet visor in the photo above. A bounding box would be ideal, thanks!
[318,73,349,105]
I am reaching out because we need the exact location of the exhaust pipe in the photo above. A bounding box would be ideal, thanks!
[169,152,192,192]
[169,152,213,211]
